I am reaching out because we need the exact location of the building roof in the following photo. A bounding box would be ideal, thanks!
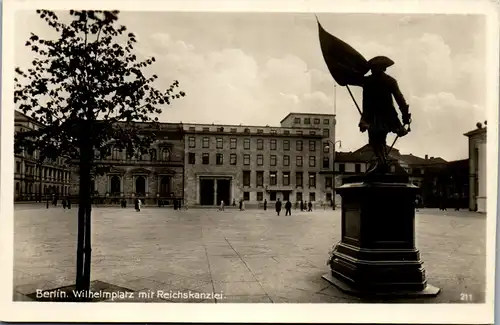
[280,112,336,124]
[464,126,487,137]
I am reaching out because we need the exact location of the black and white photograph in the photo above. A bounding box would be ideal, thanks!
[1,0,498,323]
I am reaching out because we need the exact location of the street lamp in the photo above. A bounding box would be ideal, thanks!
[324,140,342,210]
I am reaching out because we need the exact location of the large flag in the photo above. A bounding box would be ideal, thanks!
[317,18,370,86]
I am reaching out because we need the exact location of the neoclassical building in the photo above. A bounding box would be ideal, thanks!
[465,122,487,212]
[81,123,185,204]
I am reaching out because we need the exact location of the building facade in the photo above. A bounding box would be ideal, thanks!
[183,113,336,207]
[14,111,74,201]
[465,123,487,212]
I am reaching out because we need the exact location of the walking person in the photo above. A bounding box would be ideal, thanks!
[308,201,313,212]
[66,196,71,209]
[285,200,292,216]
[239,199,243,211]
[62,198,67,209]
[275,198,282,216]
[232,199,236,207]
[220,200,225,211]
[134,198,140,212]
[300,200,304,211]
[263,199,267,211]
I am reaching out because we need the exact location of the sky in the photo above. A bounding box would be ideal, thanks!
[14,11,487,161]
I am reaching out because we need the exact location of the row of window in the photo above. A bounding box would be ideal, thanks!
[188,152,328,167]
[243,191,318,202]
[109,147,172,162]
[241,170,333,189]
[14,182,70,196]
[293,117,330,125]
[188,137,326,151]
[188,126,329,136]
[15,162,71,182]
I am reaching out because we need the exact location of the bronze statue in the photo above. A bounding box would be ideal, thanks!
[355,56,411,174]
[317,20,412,175]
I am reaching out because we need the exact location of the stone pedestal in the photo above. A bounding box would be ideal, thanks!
[323,174,440,297]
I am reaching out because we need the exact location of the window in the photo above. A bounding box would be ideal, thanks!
[269,171,277,185]
[188,136,196,148]
[16,162,20,173]
[309,192,316,202]
[202,137,210,148]
[202,153,209,164]
[325,177,333,189]
[309,130,316,135]
[216,138,223,149]
[309,156,316,167]
[112,148,121,160]
[243,192,250,201]
[252,154,261,166]
[257,192,263,201]
[230,154,237,165]
[339,163,346,173]
[230,128,237,133]
[294,117,301,124]
[257,139,264,150]
[355,164,361,173]
[161,148,171,161]
[270,139,277,150]
[296,192,303,202]
[244,138,250,150]
[270,130,277,134]
[244,128,251,133]
[270,155,277,166]
[323,129,330,138]
[243,154,250,165]
[296,130,303,135]
[283,140,290,151]
[284,130,290,135]
[323,142,330,153]
[257,171,264,187]
[323,157,329,168]
[296,140,303,151]
[243,171,251,187]
[270,191,277,201]
[314,118,320,124]
[188,153,196,164]
[323,119,330,125]
[304,118,311,124]
[296,172,303,187]
[283,191,290,201]
[230,138,237,149]
[189,126,196,131]
[216,153,224,165]
[283,172,290,186]
[202,127,210,132]
[150,148,157,161]
[309,141,316,152]
[257,129,264,134]
[296,156,303,167]
[283,155,290,166]
[309,173,316,187]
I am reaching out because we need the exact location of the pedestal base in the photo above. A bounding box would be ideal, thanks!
[325,173,440,298]
[322,273,440,298]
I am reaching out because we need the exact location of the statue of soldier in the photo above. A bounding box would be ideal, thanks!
[355,56,411,174]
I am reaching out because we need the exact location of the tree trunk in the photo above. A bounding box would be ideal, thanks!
[75,142,93,300]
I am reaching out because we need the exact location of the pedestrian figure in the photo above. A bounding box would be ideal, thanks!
[308,201,313,212]
[454,193,460,211]
[173,199,178,210]
[239,199,243,211]
[220,200,225,211]
[62,198,67,209]
[67,197,71,209]
[300,200,304,211]
[415,197,419,212]
[263,199,267,211]
[285,200,292,216]
[275,198,282,216]
[232,199,236,207]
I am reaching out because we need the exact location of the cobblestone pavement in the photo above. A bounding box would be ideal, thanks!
[13,204,486,303]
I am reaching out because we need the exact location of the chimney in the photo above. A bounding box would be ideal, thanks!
[425,154,428,160]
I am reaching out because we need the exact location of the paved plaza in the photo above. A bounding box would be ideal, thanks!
[13,204,486,303]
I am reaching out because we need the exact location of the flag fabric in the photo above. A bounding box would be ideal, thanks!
[317,18,370,86]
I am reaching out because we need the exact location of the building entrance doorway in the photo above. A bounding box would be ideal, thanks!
[216,179,231,206]
[136,176,146,196]
[160,176,171,197]
[200,178,215,205]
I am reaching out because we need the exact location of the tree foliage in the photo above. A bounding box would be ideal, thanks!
[14,10,185,171]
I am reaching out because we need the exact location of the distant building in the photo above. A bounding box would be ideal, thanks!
[183,113,336,207]
[464,122,487,212]
[14,111,74,201]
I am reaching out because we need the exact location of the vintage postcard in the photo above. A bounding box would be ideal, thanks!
[0,0,498,323]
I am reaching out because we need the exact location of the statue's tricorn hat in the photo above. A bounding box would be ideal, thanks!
[368,56,394,70]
